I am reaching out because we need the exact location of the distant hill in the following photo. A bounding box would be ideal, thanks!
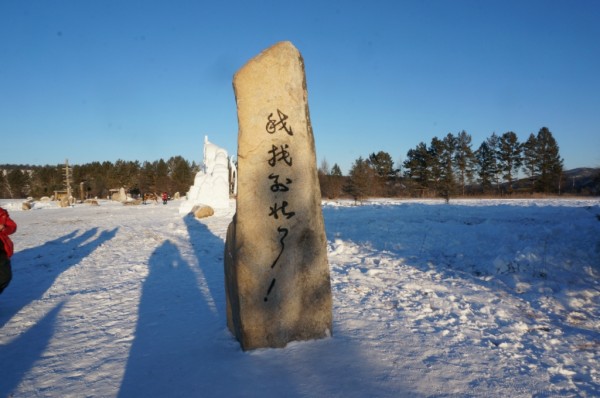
[467,167,600,196]
[562,168,600,194]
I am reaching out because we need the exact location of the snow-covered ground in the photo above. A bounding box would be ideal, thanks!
[0,197,599,397]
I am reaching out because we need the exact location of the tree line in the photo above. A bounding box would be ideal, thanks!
[319,127,571,201]
[1,127,594,201]
[0,156,198,200]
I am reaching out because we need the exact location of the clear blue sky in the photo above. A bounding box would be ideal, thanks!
[2,0,599,173]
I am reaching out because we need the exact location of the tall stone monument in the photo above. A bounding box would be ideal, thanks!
[224,41,332,350]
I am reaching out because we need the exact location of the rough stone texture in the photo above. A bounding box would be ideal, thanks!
[119,187,127,202]
[224,41,332,351]
[193,205,214,219]
[112,188,127,202]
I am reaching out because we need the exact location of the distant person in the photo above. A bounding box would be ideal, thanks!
[0,207,17,295]
[162,192,168,205]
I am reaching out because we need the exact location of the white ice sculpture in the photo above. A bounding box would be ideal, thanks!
[179,136,232,214]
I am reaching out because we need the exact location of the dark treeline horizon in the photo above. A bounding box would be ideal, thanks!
[0,156,200,200]
[2,127,599,200]
[319,127,600,200]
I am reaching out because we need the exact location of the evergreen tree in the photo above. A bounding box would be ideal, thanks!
[326,163,344,199]
[425,134,457,198]
[0,171,10,198]
[29,165,63,198]
[331,163,343,177]
[521,133,538,193]
[486,133,501,192]
[155,159,170,193]
[428,137,444,193]
[454,131,476,196]
[498,131,522,194]
[190,161,201,175]
[440,133,457,198]
[535,127,563,193]
[102,159,139,194]
[6,169,30,198]
[140,161,157,194]
[168,156,193,195]
[368,151,396,196]
[475,141,496,193]
[345,156,376,202]
[0,155,206,199]
[96,161,113,198]
[368,151,396,179]
[403,142,431,194]
[73,162,104,199]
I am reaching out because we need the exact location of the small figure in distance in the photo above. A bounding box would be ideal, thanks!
[162,192,168,205]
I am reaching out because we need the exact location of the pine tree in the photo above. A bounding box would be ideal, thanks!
[108,159,139,190]
[440,133,457,198]
[535,127,563,193]
[29,165,63,198]
[403,142,431,194]
[155,159,170,193]
[345,157,376,202]
[327,163,344,199]
[498,131,522,194]
[475,141,496,193]
[428,137,444,194]
[368,151,396,179]
[6,169,30,198]
[331,164,343,177]
[368,151,396,197]
[486,133,502,193]
[427,134,458,198]
[454,131,476,196]
[168,156,193,195]
[521,133,538,193]
[0,170,10,198]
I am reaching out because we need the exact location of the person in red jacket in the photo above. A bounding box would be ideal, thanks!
[0,207,17,295]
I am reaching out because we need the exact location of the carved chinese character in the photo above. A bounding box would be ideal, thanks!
[268,173,292,192]
[264,226,290,302]
[266,109,293,135]
[267,144,293,167]
[268,201,296,220]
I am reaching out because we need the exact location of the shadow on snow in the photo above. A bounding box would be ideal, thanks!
[119,215,230,397]
[0,302,65,397]
[0,227,117,397]
[0,227,118,329]
[119,213,411,397]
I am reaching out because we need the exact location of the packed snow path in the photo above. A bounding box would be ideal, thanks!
[0,198,599,397]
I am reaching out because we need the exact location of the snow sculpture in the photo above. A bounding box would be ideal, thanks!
[179,136,232,214]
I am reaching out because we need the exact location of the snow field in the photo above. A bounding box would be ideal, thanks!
[323,199,600,396]
[0,197,599,397]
